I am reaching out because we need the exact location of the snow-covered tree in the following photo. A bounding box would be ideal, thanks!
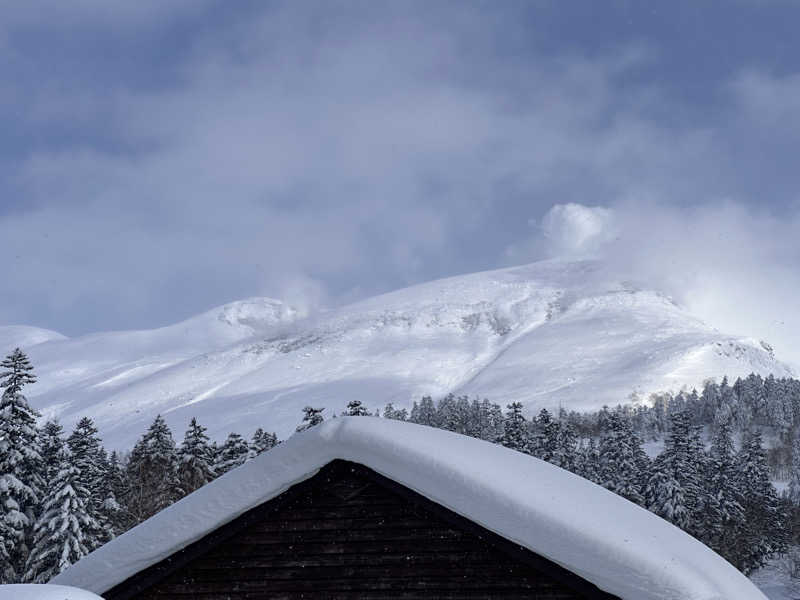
[529,409,553,461]
[788,428,800,505]
[598,412,648,504]
[467,399,504,443]
[126,415,182,521]
[39,420,65,486]
[66,417,111,547]
[435,394,471,435]
[703,420,744,562]
[93,448,121,545]
[382,403,408,421]
[0,348,44,582]
[296,406,325,432]
[178,418,216,494]
[645,411,701,531]
[344,400,370,417]
[103,452,133,534]
[576,438,601,484]
[734,429,787,574]
[214,433,249,475]
[409,396,436,427]
[249,428,278,459]
[23,448,98,583]
[499,403,530,453]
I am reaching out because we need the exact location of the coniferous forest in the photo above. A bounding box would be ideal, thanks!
[3,347,800,583]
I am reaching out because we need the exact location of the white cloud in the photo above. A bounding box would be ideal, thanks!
[540,203,617,258]
[535,200,800,370]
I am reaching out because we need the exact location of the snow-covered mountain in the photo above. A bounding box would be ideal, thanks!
[7,259,793,449]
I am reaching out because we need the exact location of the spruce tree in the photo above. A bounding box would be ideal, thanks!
[296,406,325,432]
[0,348,44,582]
[23,448,98,583]
[598,412,647,504]
[382,403,408,421]
[66,417,108,547]
[178,418,216,494]
[704,420,745,563]
[214,433,249,475]
[435,394,470,435]
[39,420,65,486]
[409,396,436,427]
[577,438,601,484]
[499,403,530,453]
[104,452,134,534]
[552,411,580,473]
[126,415,182,522]
[531,409,566,463]
[734,429,787,574]
[249,428,278,459]
[644,411,701,531]
[788,428,800,506]
[94,448,122,542]
[344,400,370,416]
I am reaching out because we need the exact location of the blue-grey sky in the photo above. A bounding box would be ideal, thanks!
[2,1,800,364]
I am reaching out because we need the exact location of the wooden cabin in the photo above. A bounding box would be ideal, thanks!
[53,418,766,600]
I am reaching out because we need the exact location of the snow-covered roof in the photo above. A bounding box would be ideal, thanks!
[53,417,766,600]
[0,584,103,600]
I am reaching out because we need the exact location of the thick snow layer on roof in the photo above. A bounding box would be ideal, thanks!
[0,584,103,599]
[53,417,766,600]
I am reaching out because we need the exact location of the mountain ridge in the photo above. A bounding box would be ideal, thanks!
[5,259,793,449]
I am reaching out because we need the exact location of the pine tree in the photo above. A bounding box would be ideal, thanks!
[39,420,65,486]
[126,415,182,522]
[344,400,370,417]
[23,448,98,583]
[178,418,216,494]
[296,406,325,432]
[214,433,249,475]
[249,428,278,459]
[0,348,44,582]
[499,403,530,453]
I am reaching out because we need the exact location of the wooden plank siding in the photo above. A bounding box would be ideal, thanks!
[107,460,619,600]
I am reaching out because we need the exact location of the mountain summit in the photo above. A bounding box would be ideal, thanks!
[7,259,792,448]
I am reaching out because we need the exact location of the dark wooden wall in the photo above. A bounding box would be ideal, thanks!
[112,461,615,600]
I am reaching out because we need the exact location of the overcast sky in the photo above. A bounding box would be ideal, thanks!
[2,1,799,365]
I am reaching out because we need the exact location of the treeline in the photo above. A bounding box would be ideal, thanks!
[2,345,799,583]
[390,394,790,575]
[0,348,277,584]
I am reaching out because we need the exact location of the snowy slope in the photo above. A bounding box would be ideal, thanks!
[0,325,66,351]
[52,418,767,600]
[0,585,103,600]
[7,259,793,449]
